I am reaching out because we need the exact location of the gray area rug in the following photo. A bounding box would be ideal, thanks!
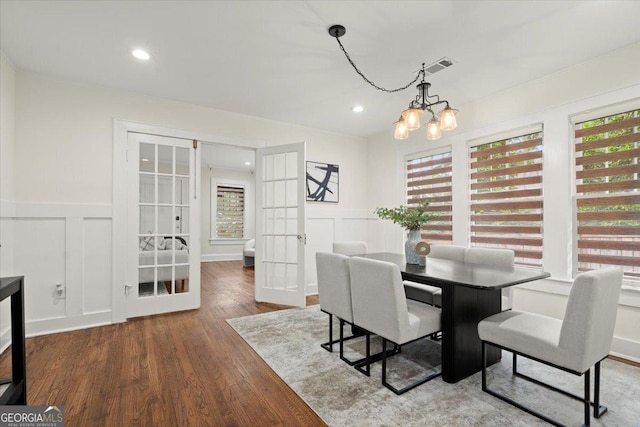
[227,305,640,426]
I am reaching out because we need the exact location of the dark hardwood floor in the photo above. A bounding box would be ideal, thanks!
[0,261,324,426]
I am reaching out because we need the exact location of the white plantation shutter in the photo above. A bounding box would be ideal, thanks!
[406,150,453,244]
[469,130,544,267]
[574,108,640,279]
[216,185,245,238]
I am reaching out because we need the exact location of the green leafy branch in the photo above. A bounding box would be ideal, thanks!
[374,201,433,231]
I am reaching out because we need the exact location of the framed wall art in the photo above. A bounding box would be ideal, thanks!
[306,161,339,203]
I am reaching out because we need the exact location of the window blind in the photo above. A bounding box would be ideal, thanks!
[574,108,640,278]
[406,150,453,244]
[216,185,245,238]
[469,131,544,267]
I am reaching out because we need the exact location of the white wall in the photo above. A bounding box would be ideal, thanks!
[201,166,255,261]
[366,42,640,361]
[0,53,16,351]
[4,68,368,337]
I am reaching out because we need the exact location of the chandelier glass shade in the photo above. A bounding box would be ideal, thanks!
[328,24,458,142]
[393,116,409,140]
[393,79,458,141]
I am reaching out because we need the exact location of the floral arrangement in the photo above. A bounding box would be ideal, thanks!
[374,201,433,231]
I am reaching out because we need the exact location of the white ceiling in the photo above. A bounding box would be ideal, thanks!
[2,1,640,139]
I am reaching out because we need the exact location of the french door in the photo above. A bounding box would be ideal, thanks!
[255,142,306,307]
[126,133,200,317]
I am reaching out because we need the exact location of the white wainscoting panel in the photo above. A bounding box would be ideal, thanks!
[83,219,112,314]
[14,218,67,321]
[305,208,377,295]
[3,203,113,338]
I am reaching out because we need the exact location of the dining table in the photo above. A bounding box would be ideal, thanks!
[361,252,550,383]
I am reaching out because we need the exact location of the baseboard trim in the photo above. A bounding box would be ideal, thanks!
[25,311,112,338]
[306,283,318,296]
[610,336,640,363]
[201,253,242,262]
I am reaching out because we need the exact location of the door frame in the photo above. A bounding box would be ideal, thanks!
[112,119,264,323]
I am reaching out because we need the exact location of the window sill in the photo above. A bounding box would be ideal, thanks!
[516,276,640,308]
[209,238,249,246]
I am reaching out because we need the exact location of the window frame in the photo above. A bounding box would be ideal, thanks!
[210,177,250,244]
[404,146,454,245]
[570,99,640,284]
[467,124,544,268]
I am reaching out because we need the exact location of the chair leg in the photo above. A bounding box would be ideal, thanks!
[381,337,441,395]
[512,353,517,375]
[482,341,610,427]
[354,333,372,377]
[481,341,487,391]
[594,361,607,418]
[321,314,361,357]
[584,368,591,427]
[320,313,334,352]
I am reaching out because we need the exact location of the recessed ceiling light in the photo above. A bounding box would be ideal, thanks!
[244,161,251,166]
[352,105,364,113]
[132,49,150,60]
[141,158,150,162]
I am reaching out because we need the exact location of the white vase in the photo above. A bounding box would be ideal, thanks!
[404,229,422,265]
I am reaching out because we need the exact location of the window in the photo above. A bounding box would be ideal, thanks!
[214,184,245,239]
[469,129,544,267]
[574,108,640,279]
[405,149,453,244]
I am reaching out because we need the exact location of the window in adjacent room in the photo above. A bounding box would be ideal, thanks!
[469,126,544,267]
[213,184,246,239]
[573,106,640,280]
[405,148,453,244]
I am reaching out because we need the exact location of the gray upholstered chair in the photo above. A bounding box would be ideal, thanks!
[477,267,623,426]
[465,246,515,310]
[242,239,255,267]
[404,244,466,307]
[332,241,367,256]
[316,252,363,365]
[349,256,442,394]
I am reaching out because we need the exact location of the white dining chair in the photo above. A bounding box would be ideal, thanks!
[316,252,364,365]
[478,267,623,426]
[349,256,442,394]
[332,241,367,256]
[465,246,515,310]
[404,244,466,307]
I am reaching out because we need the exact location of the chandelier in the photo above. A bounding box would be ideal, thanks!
[328,24,458,141]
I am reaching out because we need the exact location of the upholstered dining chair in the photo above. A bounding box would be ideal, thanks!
[332,241,367,256]
[316,252,364,365]
[349,256,442,394]
[465,246,515,310]
[477,267,623,426]
[404,244,467,307]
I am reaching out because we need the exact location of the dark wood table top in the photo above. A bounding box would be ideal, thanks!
[360,252,550,290]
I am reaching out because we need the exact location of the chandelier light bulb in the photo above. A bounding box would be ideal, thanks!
[401,108,422,131]
[426,118,442,140]
[393,118,409,140]
[439,106,458,131]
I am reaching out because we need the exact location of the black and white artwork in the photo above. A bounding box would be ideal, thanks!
[306,161,339,203]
